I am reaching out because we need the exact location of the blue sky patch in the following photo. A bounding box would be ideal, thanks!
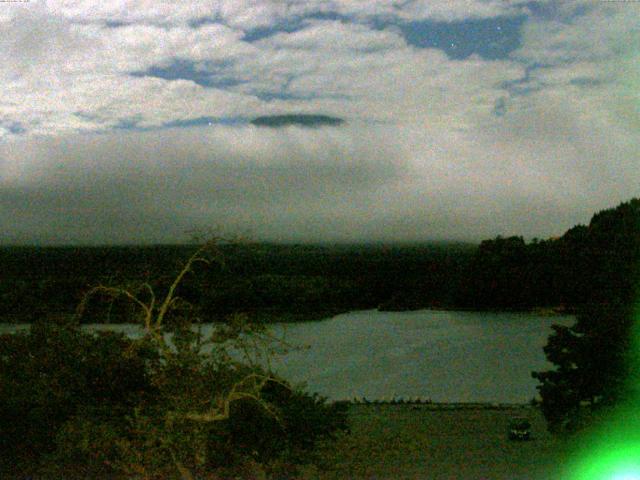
[395,15,527,60]
[132,11,529,98]
[163,116,247,128]
[114,115,143,130]
[2,121,26,134]
[499,62,549,97]
[130,58,243,89]
[240,10,527,61]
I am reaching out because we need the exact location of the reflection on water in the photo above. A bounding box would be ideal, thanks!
[1,309,573,403]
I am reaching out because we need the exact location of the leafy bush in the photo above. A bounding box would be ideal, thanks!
[0,318,154,460]
[208,380,348,476]
[0,241,349,479]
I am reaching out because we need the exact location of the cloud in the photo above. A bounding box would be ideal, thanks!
[251,114,344,127]
[333,0,533,22]
[227,19,524,125]
[0,8,533,127]
[1,7,526,135]
[0,0,638,243]
[36,0,533,28]
[483,0,640,215]
[254,19,405,52]
[514,1,639,65]
[3,87,637,244]
[0,125,409,243]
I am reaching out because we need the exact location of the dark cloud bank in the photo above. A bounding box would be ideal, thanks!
[251,114,345,128]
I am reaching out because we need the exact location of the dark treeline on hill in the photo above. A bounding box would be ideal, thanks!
[0,243,473,323]
[532,198,640,431]
[1,198,638,323]
[460,198,640,312]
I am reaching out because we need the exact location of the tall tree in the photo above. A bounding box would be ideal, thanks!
[533,199,640,431]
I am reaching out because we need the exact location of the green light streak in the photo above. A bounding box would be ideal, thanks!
[564,302,640,480]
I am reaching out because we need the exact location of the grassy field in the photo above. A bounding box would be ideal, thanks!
[2,404,587,479]
[307,404,578,480]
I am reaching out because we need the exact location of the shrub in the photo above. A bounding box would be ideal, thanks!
[1,240,349,479]
[0,318,154,454]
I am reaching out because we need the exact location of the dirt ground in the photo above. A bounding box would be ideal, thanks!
[308,404,578,480]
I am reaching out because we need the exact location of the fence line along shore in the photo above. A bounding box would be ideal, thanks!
[337,398,534,410]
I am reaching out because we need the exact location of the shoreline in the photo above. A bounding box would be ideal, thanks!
[336,400,535,410]
[0,305,575,325]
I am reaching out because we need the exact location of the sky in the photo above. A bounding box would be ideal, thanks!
[0,0,638,244]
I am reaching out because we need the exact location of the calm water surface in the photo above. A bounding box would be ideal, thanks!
[1,309,574,403]
[269,309,574,403]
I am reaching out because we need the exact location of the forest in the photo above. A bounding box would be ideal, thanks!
[1,198,638,324]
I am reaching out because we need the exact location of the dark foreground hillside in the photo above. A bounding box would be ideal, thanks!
[0,403,582,480]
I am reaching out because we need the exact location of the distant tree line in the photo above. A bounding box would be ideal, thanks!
[0,243,473,323]
[0,199,638,324]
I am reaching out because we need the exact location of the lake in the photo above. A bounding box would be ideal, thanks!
[0,309,574,403]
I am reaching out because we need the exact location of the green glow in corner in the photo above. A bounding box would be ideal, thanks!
[565,303,640,480]
[567,440,640,479]
[611,472,640,480]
